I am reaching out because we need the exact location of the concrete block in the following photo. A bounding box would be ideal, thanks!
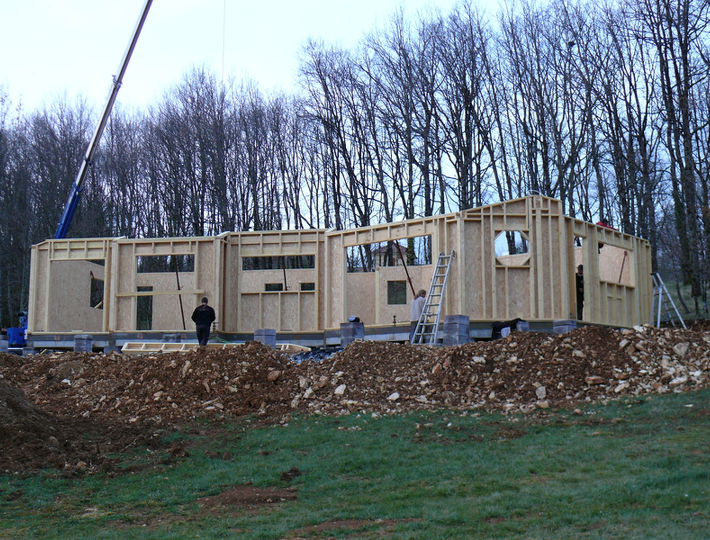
[340,322,365,347]
[22,347,36,356]
[443,315,470,346]
[0,339,8,353]
[552,325,576,334]
[516,321,530,332]
[74,334,93,353]
[254,328,277,348]
[552,319,577,334]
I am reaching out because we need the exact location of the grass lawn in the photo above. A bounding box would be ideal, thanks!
[1,388,709,539]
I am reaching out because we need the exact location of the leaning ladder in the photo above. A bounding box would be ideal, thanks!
[650,272,686,329]
[411,250,456,345]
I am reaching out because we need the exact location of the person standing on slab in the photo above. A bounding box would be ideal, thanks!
[409,289,427,342]
[575,265,584,320]
[191,297,215,347]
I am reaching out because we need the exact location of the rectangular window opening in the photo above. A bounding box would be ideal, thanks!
[243,255,315,271]
[300,282,315,291]
[265,283,284,292]
[137,254,195,273]
[137,286,153,330]
[387,281,407,305]
[347,236,432,273]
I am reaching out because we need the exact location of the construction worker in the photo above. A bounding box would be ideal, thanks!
[191,297,216,347]
[409,289,427,342]
[576,265,584,320]
[596,217,615,252]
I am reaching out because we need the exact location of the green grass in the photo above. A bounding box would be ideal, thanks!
[1,389,710,539]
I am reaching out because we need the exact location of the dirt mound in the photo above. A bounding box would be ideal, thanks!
[1,324,709,472]
[289,325,709,416]
[0,381,64,459]
[0,380,96,473]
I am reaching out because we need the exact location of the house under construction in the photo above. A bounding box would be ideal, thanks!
[27,196,653,350]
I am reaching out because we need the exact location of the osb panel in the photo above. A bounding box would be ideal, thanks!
[495,267,531,320]
[376,266,430,325]
[240,269,317,293]
[30,248,49,332]
[599,246,633,286]
[462,220,485,320]
[325,236,344,329]
[259,294,280,330]
[47,261,104,332]
[240,295,261,332]
[238,292,316,333]
[196,242,215,281]
[233,230,323,256]
[135,273,196,331]
[116,297,132,330]
[297,294,317,331]
[153,294,192,331]
[346,272,376,326]
[496,253,530,266]
[224,244,241,333]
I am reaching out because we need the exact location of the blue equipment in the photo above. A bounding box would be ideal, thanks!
[7,312,27,348]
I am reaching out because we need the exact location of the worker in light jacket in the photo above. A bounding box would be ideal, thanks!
[409,289,427,342]
[191,297,216,347]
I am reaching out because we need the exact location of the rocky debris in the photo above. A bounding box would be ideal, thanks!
[1,323,709,471]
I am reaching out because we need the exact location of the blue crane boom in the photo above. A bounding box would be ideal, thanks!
[55,0,153,239]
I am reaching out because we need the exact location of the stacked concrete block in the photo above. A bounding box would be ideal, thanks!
[443,315,470,346]
[254,328,277,348]
[553,319,577,334]
[74,334,93,352]
[340,321,365,347]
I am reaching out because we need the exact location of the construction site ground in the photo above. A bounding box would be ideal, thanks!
[1,322,709,474]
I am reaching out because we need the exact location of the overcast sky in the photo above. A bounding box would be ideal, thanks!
[0,0,482,114]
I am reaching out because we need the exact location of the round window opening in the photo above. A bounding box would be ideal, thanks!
[495,230,531,266]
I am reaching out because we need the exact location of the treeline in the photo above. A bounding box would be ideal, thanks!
[1,0,710,328]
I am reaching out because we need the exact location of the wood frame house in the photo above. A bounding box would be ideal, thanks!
[27,196,653,347]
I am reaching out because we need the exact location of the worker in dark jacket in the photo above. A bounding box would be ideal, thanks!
[576,264,584,320]
[191,297,216,346]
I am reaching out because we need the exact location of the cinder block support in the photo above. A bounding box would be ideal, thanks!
[443,315,470,346]
[74,334,93,352]
[552,319,577,334]
[254,328,277,348]
[0,339,8,353]
[340,321,365,347]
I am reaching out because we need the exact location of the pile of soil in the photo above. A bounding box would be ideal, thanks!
[1,323,708,473]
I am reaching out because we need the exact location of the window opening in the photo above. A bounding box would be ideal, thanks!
[137,254,194,273]
[495,231,530,266]
[300,282,315,291]
[347,236,431,273]
[137,286,153,330]
[265,283,284,292]
[387,281,407,305]
[243,255,315,271]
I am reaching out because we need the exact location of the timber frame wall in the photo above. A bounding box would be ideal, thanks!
[28,196,653,340]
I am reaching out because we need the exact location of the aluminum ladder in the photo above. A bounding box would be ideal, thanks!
[411,250,455,345]
[650,272,686,329]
